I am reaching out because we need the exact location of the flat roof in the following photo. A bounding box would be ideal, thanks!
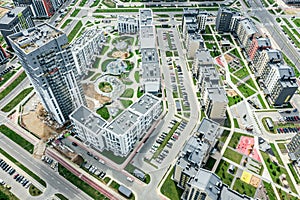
[72,29,105,51]
[195,49,214,65]
[118,15,138,23]
[139,9,153,25]
[182,136,209,165]
[197,118,221,144]
[70,105,107,134]
[239,18,258,36]
[131,93,159,115]
[140,25,155,48]
[108,109,139,135]
[0,7,26,25]
[9,23,63,54]
[118,185,132,198]
[207,87,228,103]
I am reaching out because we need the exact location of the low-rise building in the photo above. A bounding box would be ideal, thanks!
[70,93,162,157]
[71,29,105,76]
[117,15,139,34]
[287,133,300,163]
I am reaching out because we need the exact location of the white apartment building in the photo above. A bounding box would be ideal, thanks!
[71,29,105,76]
[197,13,208,32]
[253,49,281,77]
[235,18,258,50]
[187,33,204,59]
[71,93,162,157]
[117,15,139,34]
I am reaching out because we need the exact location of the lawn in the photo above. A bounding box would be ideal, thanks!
[0,185,18,200]
[120,99,133,108]
[101,150,127,164]
[90,73,101,81]
[277,187,298,200]
[0,148,46,187]
[263,181,277,200]
[137,87,144,98]
[103,177,111,184]
[0,70,16,87]
[245,79,257,91]
[234,68,249,79]
[228,132,251,148]
[58,164,109,199]
[61,19,72,29]
[281,25,300,48]
[233,178,257,197]
[101,59,115,72]
[0,125,34,154]
[261,151,297,193]
[55,193,68,200]
[215,160,235,186]
[270,143,284,166]
[67,20,83,42]
[166,51,173,57]
[79,0,88,6]
[1,87,33,112]
[120,88,134,98]
[277,143,287,153]
[257,94,267,109]
[102,0,116,8]
[70,9,80,17]
[288,163,300,184]
[293,18,300,27]
[234,119,239,128]
[230,48,242,59]
[29,185,42,196]
[282,53,300,78]
[96,106,110,120]
[223,148,243,164]
[90,0,100,7]
[203,157,216,171]
[227,95,243,106]
[100,46,109,55]
[237,84,256,98]
[0,71,26,101]
[134,71,140,83]
[160,168,184,200]
[231,75,239,84]
[283,18,293,28]
[219,130,230,143]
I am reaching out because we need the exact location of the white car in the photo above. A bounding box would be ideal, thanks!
[127,177,134,182]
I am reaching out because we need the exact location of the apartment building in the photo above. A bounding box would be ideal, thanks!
[186,33,204,59]
[13,0,57,18]
[139,9,161,94]
[71,93,162,157]
[287,133,300,164]
[261,63,298,106]
[253,49,282,77]
[117,15,139,34]
[0,7,34,47]
[235,18,258,51]
[215,7,235,33]
[0,47,8,64]
[9,23,86,125]
[71,29,106,76]
[247,37,271,62]
[193,50,228,125]
[283,0,300,5]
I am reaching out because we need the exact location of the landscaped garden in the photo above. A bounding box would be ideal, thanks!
[215,160,234,186]
[96,106,110,120]
[228,132,251,148]
[161,168,184,200]
[98,82,113,93]
[223,148,243,164]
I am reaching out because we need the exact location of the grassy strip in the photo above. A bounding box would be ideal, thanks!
[263,181,276,200]
[68,21,83,42]
[0,125,34,154]
[282,53,300,78]
[0,71,26,101]
[134,71,140,83]
[120,99,133,108]
[55,193,68,200]
[152,122,180,160]
[219,130,230,143]
[70,9,80,17]
[293,18,300,27]
[281,25,300,48]
[0,70,16,87]
[270,143,284,166]
[0,147,46,187]
[237,84,255,98]
[223,148,243,164]
[125,163,151,184]
[79,0,88,6]
[58,164,109,199]
[90,0,100,7]
[1,87,33,112]
[160,168,183,200]
[234,119,239,128]
[257,94,267,109]
[96,106,110,120]
[120,88,134,98]
[288,163,300,184]
[94,8,138,13]
[0,185,18,200]
[283,18,293,28]
[61,19,72,29]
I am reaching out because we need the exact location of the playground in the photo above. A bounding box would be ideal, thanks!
[236,136,261,162]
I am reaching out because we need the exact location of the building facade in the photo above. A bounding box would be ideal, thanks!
[9,23,86,125]
[186,33,204,59]
[71,29,105,76]
[215,7,234,33]
[0,47,9,64]
[287,133,300,163]
[235,18,258,51]
[71,93,162,157]
[117,15,139,34]
[0,7,34,47]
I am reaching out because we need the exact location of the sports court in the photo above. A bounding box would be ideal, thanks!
[240,171,261,188]
[236,136,261,162]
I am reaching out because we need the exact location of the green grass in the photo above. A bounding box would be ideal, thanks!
[102,0,116,8]
[293,18,300,27]
[0,70,16,87]
[282,52,300,78]
[137,87,143,98]
[121,88,134,98]
[90,0,100,7]
[245,79,257,91]
[0,125,34,154]
[96,106,110,120]
[228,132,251,148]
[281,25,300,48]
[291,29,300,40]
[277,187,298,200]
[233,178,256,197]
[134,71,140,83]
[234,68,249,79]
[68,21,83,42]
[160,168,183,200]
[288,163,300,184]
[61,19,72,29]
[237,84,256,98]
[1,87,33,112]
[283,18,293,28]
[277,143,287,153]
[79,0,88,6]
[94,8,139,13]
[125,163,150,184]
[101,149,127,164]
[234,119,239,128]
[263,181,277,200]
[215,160,235,186]
[55,193,68,200]
[276,18,282,23]
[270,143,284,166]
[103,177,111,184]
[101,59,115,72]
[0,71,27,101]
[223,148,243,164]
[120,99,133,108]
[230,48,242,59]
[0,148,46,187]
[166,51,173,57]
[98,82,112,92]
[29,185,42,196]
[203,157,216,171]
[100,46,109,55]
[230,75,239,84]
[227,95,243,106]
[257,94,267,109]
[70,9,80,17]
[109,180,119,190]
[0,185,18,200]
[219,130,230,143]
[58,164,109,199]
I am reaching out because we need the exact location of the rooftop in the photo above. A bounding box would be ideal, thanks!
[108,109,139,135]
[195,49,214,65]
[118,15,138,23]
[257,37,271,47]
[207,87,228,103]
[140,25,155,48]
[131,93,160,115]
[8,23,63,54]
[196,118,221,144]
[139,9,153,26]
[266,49,282,63]
[70,105,107,134]
[0,7,27,25]
[72,29,105,51]
[239,18,258,36]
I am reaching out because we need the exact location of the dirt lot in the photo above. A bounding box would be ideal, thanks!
[224,53,234,63]
[21,104,61,140]
[83,83,111,104]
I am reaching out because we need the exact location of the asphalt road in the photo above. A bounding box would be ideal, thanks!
[249,0,300,68]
